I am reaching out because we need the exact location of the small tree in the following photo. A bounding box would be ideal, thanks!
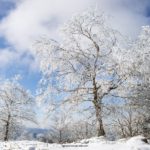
[70,120,96,140]
[0,76,36,141]
[111,102,144,138]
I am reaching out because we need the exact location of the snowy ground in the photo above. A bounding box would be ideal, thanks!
[0,136,150,150]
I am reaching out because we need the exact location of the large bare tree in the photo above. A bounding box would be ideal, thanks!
[35,9,130,136]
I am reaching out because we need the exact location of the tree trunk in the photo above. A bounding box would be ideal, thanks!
[85,123,88,138]
[4,114,10,141]
[59,130,62,143]
[95,103,105,136]
[93,77,105,137]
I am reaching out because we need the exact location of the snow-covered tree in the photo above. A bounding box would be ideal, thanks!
[49,106,72,143]
[111,102,144,138]
[0,76,36,141]
[129,26,150,137]
[132,26,150,81]
[70,120,96,140]
[34,9,130,136]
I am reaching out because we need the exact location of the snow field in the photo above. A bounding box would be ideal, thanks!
[0,136,149,150]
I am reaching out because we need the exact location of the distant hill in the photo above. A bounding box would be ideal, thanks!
[20,127,54,142]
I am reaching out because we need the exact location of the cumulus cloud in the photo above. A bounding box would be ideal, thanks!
[96,0,150,37]
[0,48,19,68]
[0,0,149,69]
[0,0,93,51]
[0,48,38,74]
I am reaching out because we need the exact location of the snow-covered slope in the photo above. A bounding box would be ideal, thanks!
[0,136,149,150]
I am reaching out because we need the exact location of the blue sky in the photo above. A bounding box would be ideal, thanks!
[0,0,41,93]
[0,0,150,95]
[0,1,15,19]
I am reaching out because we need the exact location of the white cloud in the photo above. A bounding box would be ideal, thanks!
[0,0,149,69]
[96,0,150,37]
[0,48,38,74]
[0,0,93,51]
[0,48,19,68]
